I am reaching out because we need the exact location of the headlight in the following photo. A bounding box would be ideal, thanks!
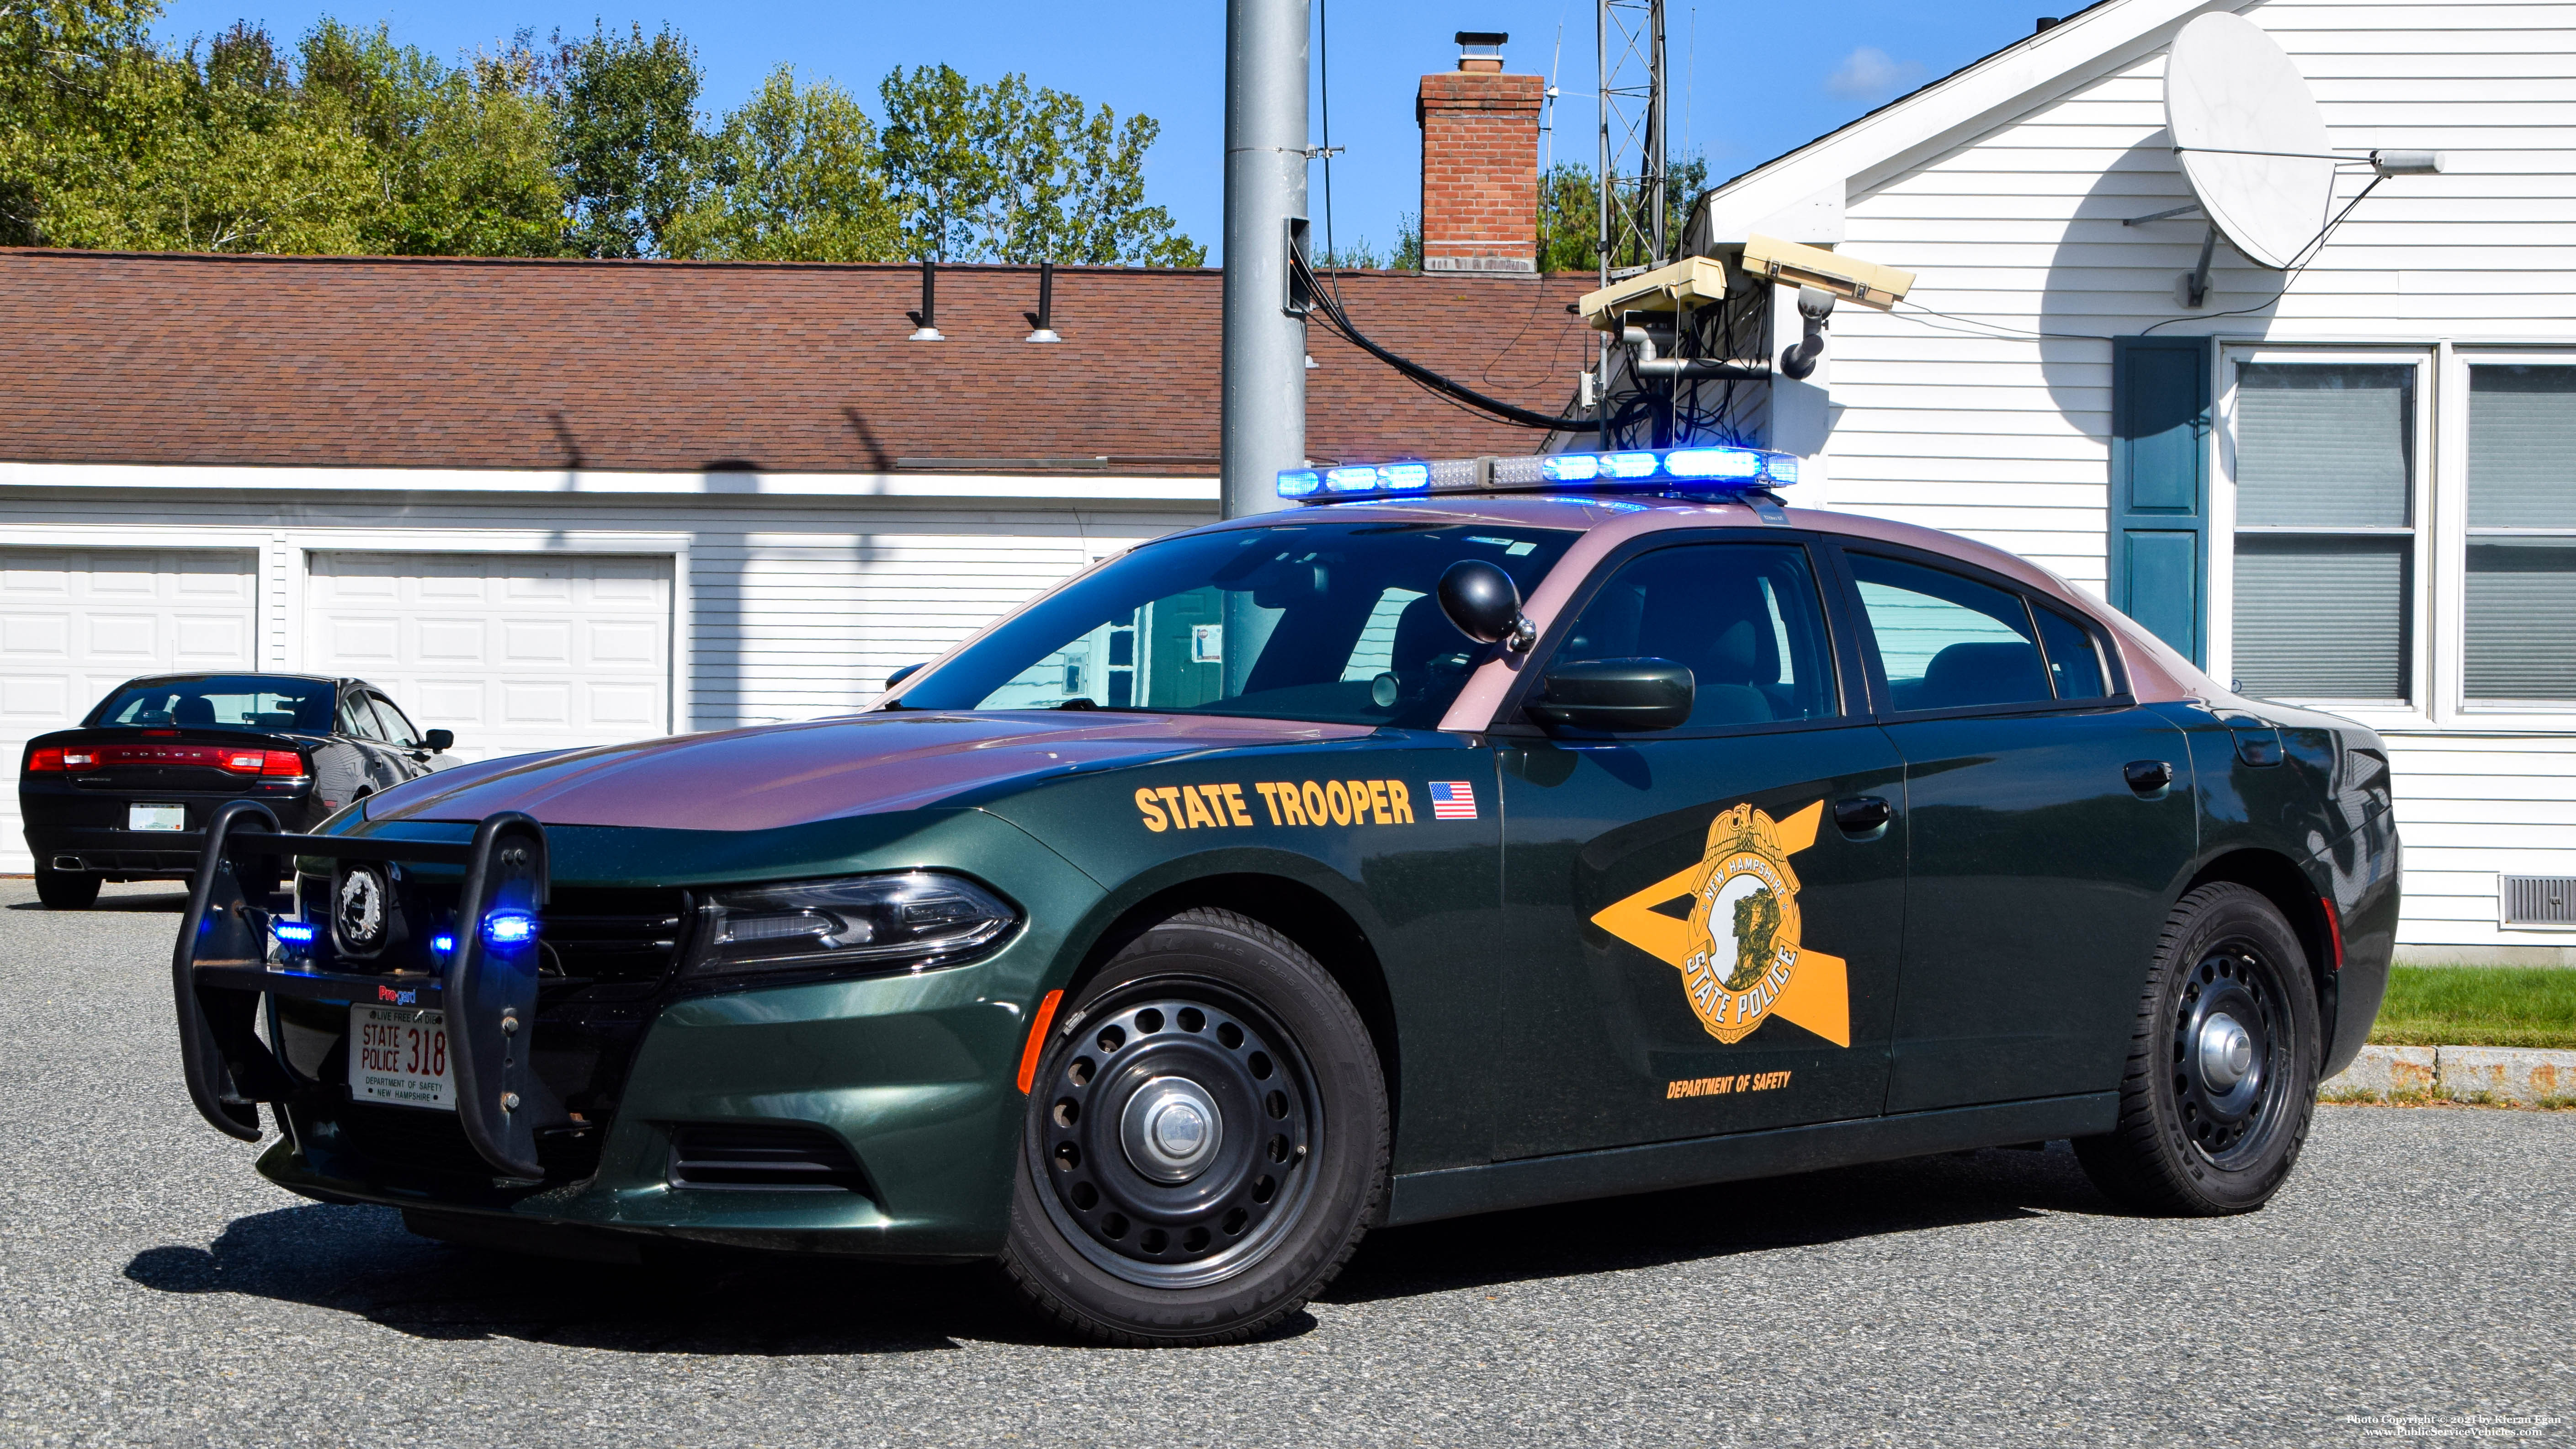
[680,872,1019,983]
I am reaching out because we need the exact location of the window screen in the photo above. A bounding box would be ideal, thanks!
[1551,543,1838,728]
[2230,362,2417,703]
[1848,554,2052,712]
[2465,366,2576,701]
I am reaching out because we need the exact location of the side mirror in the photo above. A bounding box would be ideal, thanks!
[422,729,454,752]
[1438,560,1535,653]
[1527,659,1694,733]
[884,662,926,690]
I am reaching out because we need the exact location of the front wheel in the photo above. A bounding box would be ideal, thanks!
[999,908,1389,1346]
[2074,883,2321,1215]
[33,865,101,910]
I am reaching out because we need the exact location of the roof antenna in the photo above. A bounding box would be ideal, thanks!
[1025,261,1061,342]
[907,258,943,341]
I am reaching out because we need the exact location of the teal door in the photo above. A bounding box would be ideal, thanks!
[1835,548,2199,1115]
[1495,538,1909,1160]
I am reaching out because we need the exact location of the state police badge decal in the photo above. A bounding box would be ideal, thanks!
[1589,800,1852,1049]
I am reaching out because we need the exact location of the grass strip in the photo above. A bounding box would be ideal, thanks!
[2367,966,2576,1050]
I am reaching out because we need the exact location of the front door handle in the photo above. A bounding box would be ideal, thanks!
[1833,795,1893,835]
[2125,759,2175,794]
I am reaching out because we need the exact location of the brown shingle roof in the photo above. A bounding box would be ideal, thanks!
[0,250,1598,476]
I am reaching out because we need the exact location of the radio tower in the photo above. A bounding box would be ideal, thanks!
[1595,0,1668,288]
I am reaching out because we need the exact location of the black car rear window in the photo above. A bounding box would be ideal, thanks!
[90,677,336,732]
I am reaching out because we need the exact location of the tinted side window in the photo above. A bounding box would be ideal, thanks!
[369,695,420,748]
[1849,554,2052,712]
[2034,606,2110,700]
[1552,543,1839,728]
[338,694,389,741]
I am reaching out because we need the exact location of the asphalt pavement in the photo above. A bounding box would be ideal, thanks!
[3,879,2569,1449]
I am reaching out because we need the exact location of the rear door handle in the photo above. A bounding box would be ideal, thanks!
[1833,795,1893,835]
[2125,759,2175,794]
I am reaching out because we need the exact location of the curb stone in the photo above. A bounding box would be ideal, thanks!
[2321,1044,2576,1105]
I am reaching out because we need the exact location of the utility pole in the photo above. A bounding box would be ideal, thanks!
[1220,0,1309,521]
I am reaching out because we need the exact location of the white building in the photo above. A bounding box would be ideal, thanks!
[1694,0,2576,961]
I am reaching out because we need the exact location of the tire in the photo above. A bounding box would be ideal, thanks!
[999,907,1389,1347]
[2074,883,2321,1216]
[33,865,101,910]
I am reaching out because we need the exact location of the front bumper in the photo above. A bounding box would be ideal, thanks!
[247,809,1101,1260]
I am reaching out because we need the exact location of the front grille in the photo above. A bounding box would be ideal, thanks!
[542,888,690,985]
[2502,875,2576,928]
[667,1123,870,1193]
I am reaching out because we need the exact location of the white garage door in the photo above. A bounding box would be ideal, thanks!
[1,548,259,871]
[304,553,674,766]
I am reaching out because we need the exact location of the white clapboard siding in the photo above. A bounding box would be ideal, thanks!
[1806,0,2576,948]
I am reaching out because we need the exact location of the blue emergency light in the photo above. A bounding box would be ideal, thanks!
[483,911,538,946]
[272,921,315,945]
[1277,443,1798,504]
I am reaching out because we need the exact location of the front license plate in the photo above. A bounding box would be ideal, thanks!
[128,803,185,831]
[349,1006,455,1112]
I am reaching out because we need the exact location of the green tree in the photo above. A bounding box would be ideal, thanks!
[1534,152,1709,274]
[877,63,1201,266]
[663,65,902,262]
[552,21,705,258]
[297,19,564,256]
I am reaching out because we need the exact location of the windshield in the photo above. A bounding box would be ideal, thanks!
[892,520,1576,728]
[89,676,337,733]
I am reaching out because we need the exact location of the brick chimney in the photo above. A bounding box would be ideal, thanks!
[1416,32,1542,275]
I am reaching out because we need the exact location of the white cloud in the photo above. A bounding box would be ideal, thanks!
[1824,46,1928,101]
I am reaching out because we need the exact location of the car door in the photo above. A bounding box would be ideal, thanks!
[1833,546,2199,1115]
[366,693,433,781]
[334,688,401,794]
[1495,534,1908,1159]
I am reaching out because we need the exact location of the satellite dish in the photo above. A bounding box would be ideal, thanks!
[2164,13,2336,270]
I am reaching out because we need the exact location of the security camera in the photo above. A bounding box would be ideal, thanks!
[1740,233,1915,311]
[1781,286,1834,381]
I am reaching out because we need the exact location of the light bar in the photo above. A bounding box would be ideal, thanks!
[1277,444,1799,504]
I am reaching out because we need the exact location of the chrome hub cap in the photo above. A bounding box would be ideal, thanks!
[1122,1076,1223,1183]
[2198,1012,2254,1091]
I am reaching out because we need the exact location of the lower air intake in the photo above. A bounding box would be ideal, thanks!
[667,1123,870,1193]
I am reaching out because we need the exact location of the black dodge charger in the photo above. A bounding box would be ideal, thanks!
[19,672,452,908]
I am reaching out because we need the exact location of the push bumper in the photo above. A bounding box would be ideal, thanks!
[260,955,1036,1258]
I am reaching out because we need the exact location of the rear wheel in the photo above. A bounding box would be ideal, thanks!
[999,908,1388,1346]
[33,865,100,910]
[2075,883,2321,1215]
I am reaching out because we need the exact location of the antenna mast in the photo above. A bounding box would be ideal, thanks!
[1595,0,1668,288]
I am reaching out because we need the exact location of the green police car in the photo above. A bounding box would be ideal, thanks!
[169,443,2399,1346]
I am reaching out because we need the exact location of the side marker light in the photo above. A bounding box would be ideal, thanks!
[1015,989,1065,1094]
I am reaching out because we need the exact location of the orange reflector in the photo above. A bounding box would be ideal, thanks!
[1015,989,1065,1094]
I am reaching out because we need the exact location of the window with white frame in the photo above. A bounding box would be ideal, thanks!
[2464,364,2576,705]
[2225,356,2425,706]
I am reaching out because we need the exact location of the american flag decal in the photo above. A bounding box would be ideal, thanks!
[1427,780,1478,820]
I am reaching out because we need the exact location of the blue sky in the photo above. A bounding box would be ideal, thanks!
[153,0,2052,259]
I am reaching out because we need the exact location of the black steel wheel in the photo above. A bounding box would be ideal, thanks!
[33,865,100,910]
[2075,883,2321,1215]
[1000,907,1387,1346]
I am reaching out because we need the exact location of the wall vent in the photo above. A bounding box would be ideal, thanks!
[2500,875,2576,929]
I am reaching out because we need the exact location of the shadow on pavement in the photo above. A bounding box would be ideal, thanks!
[123,1201,1074,1355]
[120,1146,2108,1351]
[1326,1143,2113,1304]
[6,890,191,913]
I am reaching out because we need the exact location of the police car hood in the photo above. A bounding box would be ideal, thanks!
[359,710,1371,832]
